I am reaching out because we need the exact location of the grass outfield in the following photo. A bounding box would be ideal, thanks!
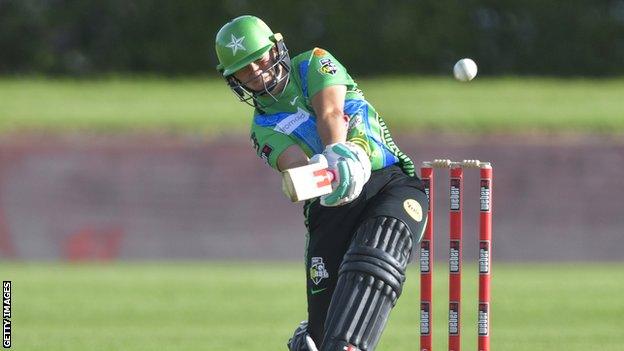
[1,77,623,134]
[5,262,624,350]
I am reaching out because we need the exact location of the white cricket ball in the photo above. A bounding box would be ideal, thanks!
[453,58,478,82]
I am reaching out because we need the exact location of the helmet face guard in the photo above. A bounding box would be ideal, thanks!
[215,16,291,108]
[224,38,291,108]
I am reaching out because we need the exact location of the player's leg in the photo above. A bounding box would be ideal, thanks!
[304,196,368,345]
[320,175,428,351]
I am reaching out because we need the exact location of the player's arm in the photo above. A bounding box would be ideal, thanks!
[311,84,348,146]
[309,84,370,207]
[277,145,309,171]
[303,49,370,206]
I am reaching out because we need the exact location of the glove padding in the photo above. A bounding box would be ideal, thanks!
[318,141,371,207]
[287,321,319,351]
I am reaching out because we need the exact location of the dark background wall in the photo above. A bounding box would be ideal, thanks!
[1,134,622,261]
[2,0,624,76]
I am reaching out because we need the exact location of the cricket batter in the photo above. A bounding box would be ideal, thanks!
[215,15,428,351]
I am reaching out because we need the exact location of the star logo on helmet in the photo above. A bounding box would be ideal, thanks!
[226,34,246,55]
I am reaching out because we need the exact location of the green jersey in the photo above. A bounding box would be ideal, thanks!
[250,48,415,176]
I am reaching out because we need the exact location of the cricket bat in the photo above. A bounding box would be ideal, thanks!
[282,162,335,202]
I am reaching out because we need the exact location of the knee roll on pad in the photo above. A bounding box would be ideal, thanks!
[321,216,414,351]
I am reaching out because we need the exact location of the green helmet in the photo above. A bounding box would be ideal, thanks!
[216,15,277,76]
[215,15,291,108]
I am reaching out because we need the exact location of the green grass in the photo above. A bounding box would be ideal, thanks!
[1,77,623,134]
[4,262,624,350]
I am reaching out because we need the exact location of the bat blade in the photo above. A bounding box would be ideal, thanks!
[282,163,334,202]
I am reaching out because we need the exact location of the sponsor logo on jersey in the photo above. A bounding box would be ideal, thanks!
[250,132,260,153]
[260,144,273,163]
[274,107,310,135]
[347,112,363,130]
[318,58,338,75]
[310,257,329,285]
[404,199,423,222]
[289,95,299,105]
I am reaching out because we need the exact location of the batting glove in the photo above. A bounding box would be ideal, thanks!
[287,321,319,351]
[320,141,371,207]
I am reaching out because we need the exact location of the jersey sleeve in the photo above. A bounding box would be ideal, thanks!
[306,48,356,99]
[250,123,296,171]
